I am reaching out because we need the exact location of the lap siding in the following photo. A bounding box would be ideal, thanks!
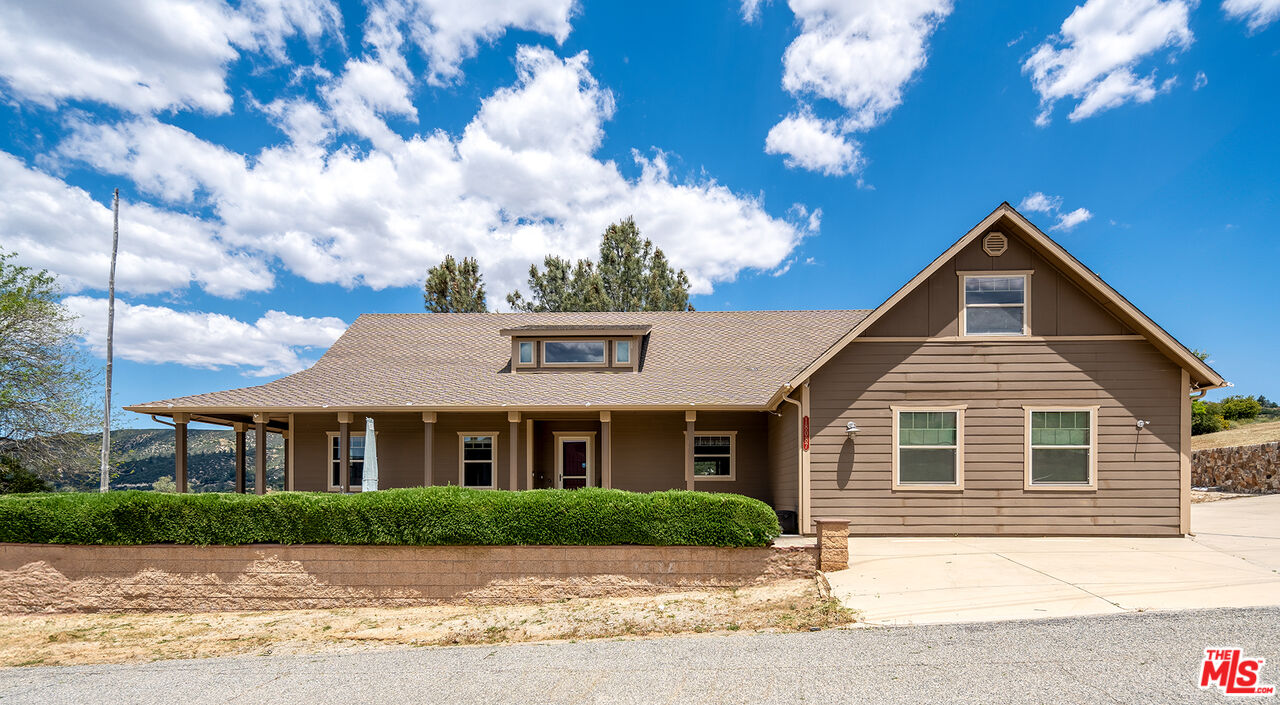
[808,339,1184,536]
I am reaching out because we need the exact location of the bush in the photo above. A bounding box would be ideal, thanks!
[0,456,53,494]
[0,486,781,548]
[1191,400,1225,436]
[1219,395,1263,422]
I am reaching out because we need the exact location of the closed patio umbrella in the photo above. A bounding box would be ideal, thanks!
[362,416,379,492]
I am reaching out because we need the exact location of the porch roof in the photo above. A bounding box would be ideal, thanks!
[125,310,870,414]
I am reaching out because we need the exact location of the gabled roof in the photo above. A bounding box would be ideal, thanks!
[783,203,1227,392]
[126,310,870,413]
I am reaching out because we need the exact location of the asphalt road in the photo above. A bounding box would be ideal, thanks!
[2,607,1277,704]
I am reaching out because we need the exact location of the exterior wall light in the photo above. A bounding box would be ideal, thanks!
[845,421,860,439]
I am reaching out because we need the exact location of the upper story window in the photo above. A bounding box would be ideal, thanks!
[543,340,606,365]
[518,341,534,364]
[615,340,630,365]
[962,274,1028,336]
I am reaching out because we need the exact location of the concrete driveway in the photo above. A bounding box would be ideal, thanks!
[827,494,1280,625]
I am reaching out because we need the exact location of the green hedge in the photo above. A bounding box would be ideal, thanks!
[0,486,781,548]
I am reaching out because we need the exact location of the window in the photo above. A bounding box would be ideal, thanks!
[615,339,631,365]
[459,433,497,489]
[542,340,606,365]
[1026,409,1096,489]
[963,274,1028,336]
[893,408,964,489]
[692,433,735,480]
[518,341,534,364]
[328,432,365,490]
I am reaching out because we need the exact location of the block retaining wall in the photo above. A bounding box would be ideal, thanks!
[1192,441,1280,493]
[0,543,817,613]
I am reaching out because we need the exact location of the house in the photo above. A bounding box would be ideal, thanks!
[125,203,1226,536]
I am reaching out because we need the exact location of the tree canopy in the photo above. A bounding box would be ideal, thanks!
[0,250,98,483]
[507,218,692,312]
[423,255,488,313]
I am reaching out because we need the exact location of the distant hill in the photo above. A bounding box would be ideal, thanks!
[56,429,285,492]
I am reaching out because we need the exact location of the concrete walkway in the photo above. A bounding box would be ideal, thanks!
[827,494,1280,624]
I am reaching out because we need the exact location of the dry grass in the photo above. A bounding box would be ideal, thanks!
[0,579,855,668]
[1192,419,1280,451]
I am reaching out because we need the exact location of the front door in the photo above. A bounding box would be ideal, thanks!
[558,437,591,489]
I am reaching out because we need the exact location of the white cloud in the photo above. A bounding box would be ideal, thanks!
[741,0,771,21]
[1024,0,1193,125]
[758,0,952,176]
[1223,0,1280,31]
[1193,70,1208,89]
[0,0,341,115]
[57,47,808,297]
[0,152,271,298]
[764,113,863,176]
[64,297,347,377]
[1018,191,1093,231]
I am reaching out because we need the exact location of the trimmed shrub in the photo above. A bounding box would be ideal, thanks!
[0,486,781,548]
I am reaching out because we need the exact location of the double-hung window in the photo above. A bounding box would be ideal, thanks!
[1026,408,1097,489]
[893,408,964,489]
[962,274,1028,336]
[328,432,365,491]
[459,433,497,489]
[692,433,735,480]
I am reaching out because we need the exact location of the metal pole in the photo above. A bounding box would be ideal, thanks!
[100,189,119,493]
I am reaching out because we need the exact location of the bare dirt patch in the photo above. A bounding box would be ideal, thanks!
[1191,488,1256,503]
[1192,420,1280,451]
[0,578,854,668]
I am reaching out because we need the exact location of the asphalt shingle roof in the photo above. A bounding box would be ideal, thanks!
[126,310,870,412]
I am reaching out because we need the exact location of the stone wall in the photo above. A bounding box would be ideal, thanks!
[0,543,817,613]
[1192,441,1280,493]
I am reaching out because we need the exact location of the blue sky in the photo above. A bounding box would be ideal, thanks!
[0,0,1275,429]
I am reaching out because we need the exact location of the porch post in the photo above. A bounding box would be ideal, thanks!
[337,412,352,492]
[684,410,696,491]
[233,422,247,494]
[281,430,290,492]
[422,411,436,486]
[508,411,521,490]
[173,413,189,493]
[599,411,612,489]
[253,413,267,495]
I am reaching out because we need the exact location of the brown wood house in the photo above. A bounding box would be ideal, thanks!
[125,203,1226,536]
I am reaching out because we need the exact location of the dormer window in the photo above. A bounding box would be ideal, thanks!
[962,273,1029,336]
[501,324,648,372]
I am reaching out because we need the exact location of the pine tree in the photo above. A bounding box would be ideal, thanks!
[423,255,488,313]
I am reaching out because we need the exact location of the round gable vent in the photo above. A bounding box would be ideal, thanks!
[983,231,1008,257]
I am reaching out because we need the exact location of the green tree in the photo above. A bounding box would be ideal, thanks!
[0,251,98,484]
[507,218,692,312]
[1191,400,1225,436]
[0,455,52,493]
[152,476,176,493]
[1219,395,1262,421]
[423,255,488,313]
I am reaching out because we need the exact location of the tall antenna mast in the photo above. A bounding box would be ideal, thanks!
[100,188,119,493]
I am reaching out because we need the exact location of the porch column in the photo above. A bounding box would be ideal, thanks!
[684,410,696,491]
[422,411,436,486]
[599,411,612,489]
[337,412,352,492]
[508,411,521,490]
[253,413,267,495]
[173,413,189,493]
[281,430,290,492]
[233,422,247,494]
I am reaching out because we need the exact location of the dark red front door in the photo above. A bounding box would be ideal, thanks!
[561,440,588,489]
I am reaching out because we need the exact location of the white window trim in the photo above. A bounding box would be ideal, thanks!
[1023,406,1099,491]
[517,341,535,366]
[685,430,737,481]
[325,430,373,492]
[552,432,596,489]
[959,272,1031,337]
[540,340,609,367]
[891,405,966,491]
[457,431,500,489]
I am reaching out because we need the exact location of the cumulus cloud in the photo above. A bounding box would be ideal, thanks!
[757,0,952,176]
[0,152,271,297]
[64,297,347,377]
[764,113,863,176]
[1223,0,1280,31]
[0,0,341,114]
[1018,191,1094,231]
[56,47,808,297]
[1024,0,1193,125]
